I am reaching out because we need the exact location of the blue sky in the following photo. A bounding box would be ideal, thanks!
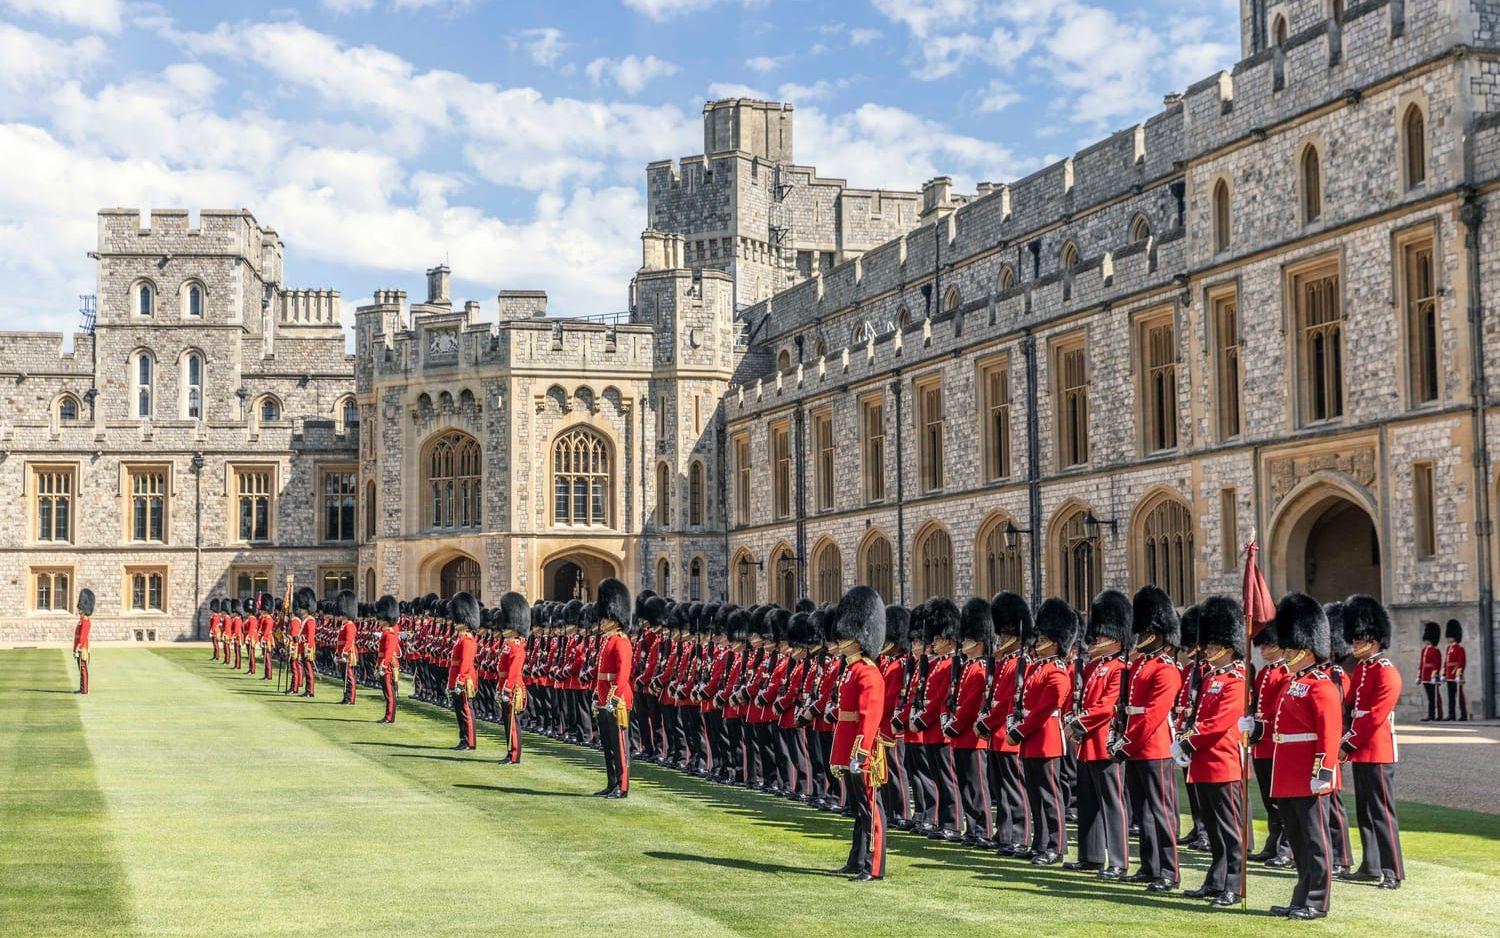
[0,0,1239,339]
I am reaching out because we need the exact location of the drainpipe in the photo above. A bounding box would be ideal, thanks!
[893,378,907,605]
[1460,191,1496,718]
[794,402,807,599]
[1023,332,1043,609]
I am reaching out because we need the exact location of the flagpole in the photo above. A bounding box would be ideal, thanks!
[1239,531,1257,912]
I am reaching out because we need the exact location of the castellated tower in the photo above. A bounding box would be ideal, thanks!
[632,230,737,598]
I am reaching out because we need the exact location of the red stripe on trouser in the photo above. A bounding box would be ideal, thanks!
[79,661,89,694]
[619,726,630,792]
[1380,767,1402,878]
[1316,796,1332,911]
[1161,760,1179,877]
[869,776,885,877]
[1116,766,1129,868]
[346,666,356,702]
[509,708,521,761]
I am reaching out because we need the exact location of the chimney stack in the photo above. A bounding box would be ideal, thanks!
[426,265,451,307]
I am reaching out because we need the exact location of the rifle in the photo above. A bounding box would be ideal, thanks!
[825,657,848,721]
[1181,651,1206,737]
[1107,655,1133,762]
[942,646,964,740]
[797,650,823,726]
[726,645,754,707]
[890,652,916,734]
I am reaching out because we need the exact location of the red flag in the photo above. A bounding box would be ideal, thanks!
[1242,538,1275,638]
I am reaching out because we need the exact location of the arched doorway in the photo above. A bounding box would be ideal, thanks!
[439,555,481,599]
[540,550,619,602]
[1272,483,1382,602]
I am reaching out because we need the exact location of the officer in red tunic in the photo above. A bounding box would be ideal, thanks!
[1339,595,1405,889]
[1123,585,1185,891]
[227,598,243,670]
[374,595,401,723]
[1268,593,1342,921]
[977,592,1031,857]
[209,598,223,661]
[258,595,276,681]
[73,588,95,694]
[909,598,963,841]
[942,597,995,847]
[297,589,318,698]
[1065,589,1130,878]
[1007,598,1076,865]
[1418,621,1444,720]
[1172,596,1247,907]
[828,586,887,882]
[335,591,358,705]
[496,591,531,764]
[1444,619,1469,721]
[592,578,634,798]
[447,592,480,750]
[877,605,912,828]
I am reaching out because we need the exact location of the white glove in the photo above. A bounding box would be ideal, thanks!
[1237,715,1256,734]
[848,755,865,775]
[1310,777,1334,795]
[1170,740,1191,768]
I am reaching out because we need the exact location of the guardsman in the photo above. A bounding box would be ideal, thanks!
[336,590,359,705]
[209,598,223,661]
[910,598,962,842]
[375,595,401,723]
[1418,621,1443,721]
[74,588,95,694]
[1267,593,1341,921]
[1172,596,1247,907]
[592,578,634,798]
[299,589,318,698]
[448,593,481,750]
[828,586,888,882]
[977,592,1032,857]
[778,612,816,795]
[1123,585,1184,892]
[1246,624,1291,866]
[1323,602,1355,877]
[228,598,243,670]
[1339,595,1404,889]
[811,608,843,809]
[1444,619,1468,721]
[1006,598,1076,865]
[720,608,753,786]
[1174,605,1208,851]
[944,596,995,848]
[1064,589,1130,879]
[258,594,276,681]
[877,605,912,829]
[496,591,531,764]
[701,607,733,781]
[244,595,260,675]
[285,594,305,695]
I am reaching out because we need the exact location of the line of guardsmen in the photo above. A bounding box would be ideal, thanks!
[190,576,1406,915]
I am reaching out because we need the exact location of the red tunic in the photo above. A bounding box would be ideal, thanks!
[73,615,92,653]
[722,650,750,719]
[829,658,884,768]
[1075,655,1125,762]
[776,660,806,729]
[594,632,633,709]
[944,658,991,751]
[1344,657,1401,763]
[447,633,477,691]
[878,655,906,740]
[1270,666,1343,798]
[1444,643,1467,682]
[1418,644,1443,683]
[1123,653,1183,761]
[498,638,526,693]
[814,658,841,732]
[378,626,400,671]
[912,655,953,746]
[1011,657,1070,759]
[338,620,356,656]
[1251,662,1289,760]
[1181,663,1246,784]
[976,654,1022,753]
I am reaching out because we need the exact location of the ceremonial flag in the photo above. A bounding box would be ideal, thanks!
[1238,531,1274,909]
[1241,535,1275,638]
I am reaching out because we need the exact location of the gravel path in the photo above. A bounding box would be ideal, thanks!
[1384,721,1500,814]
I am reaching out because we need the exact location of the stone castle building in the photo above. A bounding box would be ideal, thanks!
[0,0,1494,714]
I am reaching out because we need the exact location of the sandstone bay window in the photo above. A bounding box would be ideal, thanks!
[234,467,274,543]
[1211,287,1242,440]
[1401,230,1439,406]
[127,567,166,612]
[771,422,792,520]
[813,409,834,511]
[1136,494,1196,606]
[426,431,482,529]
[128,466,168,543]
[552,428,609,527]
[861,396,885,503]
[1054,335,1089,468]
[1293,259,1344,425]
[33,568,72,613]
[916,376,944,493]
[321,468,357,542]
[733,434,751,525]
[980,356,1011,481]
[860,533,895,602]
[915,525,954,601]
[33,465,75,543]
[1414,462,1436,560]
[1138,311,1178,454]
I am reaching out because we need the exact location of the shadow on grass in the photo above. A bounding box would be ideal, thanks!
[353,741,462,750]
[392,753,491,765]
[643,849,830,877]
[21,688,79,694]
[453,783,591,798]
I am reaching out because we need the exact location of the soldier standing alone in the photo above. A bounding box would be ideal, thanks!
[828,586,888,882]
[73,589,95,695]
[592,578,634,799]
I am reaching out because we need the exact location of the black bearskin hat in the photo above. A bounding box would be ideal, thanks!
[1342,595,1392,650]
[335,589,358,622]
[1087,589,1133,651]
[78,588,96,617]
[1326,602,1352,661]
[1033,597,1079,649]
[376,595,399,624]
[639,595,669,628]
[1274,592,1329,661]
[562,599,583,626]
[1421,621,1440,644]
[766,607,791,644]
[499,592,531,637]
[209,598,221,613]
[450,591,481,630]
[1197,596,1245,653]
[1180,604,1202,649]
[927,597,961,646]
[795,597,816,614]
[885,605,911,653]
[834,586,886,659]
[960,596,995,650]
[1446,618,1463,643]
[726,609,752,644]
[596,577,631,627]
[1132,585,1181,647]
[788,611,818,647]
[991,591,1032,644]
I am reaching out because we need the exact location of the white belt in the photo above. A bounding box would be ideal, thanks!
[1125,706,1146,715]
[1352,709,1369,717]
[1274,732,1317,743]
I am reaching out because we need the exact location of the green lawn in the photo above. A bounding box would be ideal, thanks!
[2,647,1496,937]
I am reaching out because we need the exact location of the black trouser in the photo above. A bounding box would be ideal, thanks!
[987,750,1028,846]
[1423,682,1443,720]
[723,716,745,782]
[1252,757,1292,858]
[452,691,475,748]
[704,709,726,772]
[1126,758,1179,881]
[1280,794,1333,913]
[1196,781,1245,894]
[598,705,630,793]
[907,740,934,824]
[1023,756,1065,856]
[817,730,836,800]
[684,707,707,771]
[501,698,522,762]
[1328,788,1352,867]
[1184,771,1204,838]
[633,693,656,756]
[954,748,991,839]
[662,705,683,763]
[1077,759,1128,868]
[1353,762,1404,879]
[846,772,886,877]
[924,743,961,831]
[741,719,763,785]
[776,726,809,793]
[757,722,779,786]
[879,739,909,823]
[1059,751,1077,817]
[1446,681,1468,720]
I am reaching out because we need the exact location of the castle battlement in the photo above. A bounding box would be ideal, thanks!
[280,289,341,327]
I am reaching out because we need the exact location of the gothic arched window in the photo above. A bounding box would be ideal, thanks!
[425,431,482,529]
[552,427,610,527]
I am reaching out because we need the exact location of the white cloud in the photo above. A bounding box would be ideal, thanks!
[868,0,979,40]
[516,27,569,67]
[621,0,719,19]
[744,55,784,73]
[976,79,1019,113]
[849,27,881,46]
[585,54,678,96]
[706,82,766,100]
[320,0,376,11]
[775,79,846,104]
[0,0,123,33]
[321,0,473,11]
[0,23,106,94]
